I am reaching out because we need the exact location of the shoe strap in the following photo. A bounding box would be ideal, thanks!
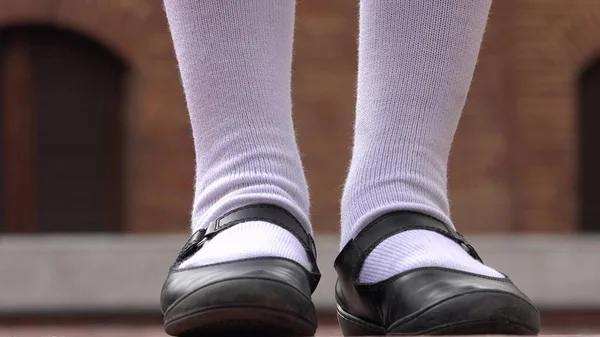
[335,211,483,281]
[175,204,320,275]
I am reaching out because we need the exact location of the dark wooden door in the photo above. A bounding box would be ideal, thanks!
[580,59,600,232]
[0,26,126,233]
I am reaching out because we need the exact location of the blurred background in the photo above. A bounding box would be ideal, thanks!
[0,0,599,334]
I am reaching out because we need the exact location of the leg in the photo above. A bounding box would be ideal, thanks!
[163,0,312,271]
[159,1,319,335]
[335,1,540,335]
[343,0,500,282]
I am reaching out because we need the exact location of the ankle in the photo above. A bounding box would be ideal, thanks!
[359,230,504,283]
[179,221,313,271]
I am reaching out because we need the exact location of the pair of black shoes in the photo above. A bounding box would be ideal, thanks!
[160,204,540,336]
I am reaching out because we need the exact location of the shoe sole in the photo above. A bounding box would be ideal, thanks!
[163,278,317,336]
[337,290,540,335]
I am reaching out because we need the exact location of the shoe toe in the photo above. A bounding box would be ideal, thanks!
[387,287,540,335]
[161,258,317,336]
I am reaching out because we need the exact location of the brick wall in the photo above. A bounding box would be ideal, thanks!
[509,0,600,233]
[0,0,594,234]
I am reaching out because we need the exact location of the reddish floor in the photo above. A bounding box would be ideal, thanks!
[2,312,599,336]
[1,326,599,336]
[0,325,340,337]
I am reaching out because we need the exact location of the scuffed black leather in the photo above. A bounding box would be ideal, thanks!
[334,211,539,330]
[162,257,315,314]
[161,204,321,314]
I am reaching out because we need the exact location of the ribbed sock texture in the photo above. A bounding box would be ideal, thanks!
[344,0,503,283]
[163,0,312,271]
[179,221,311,269]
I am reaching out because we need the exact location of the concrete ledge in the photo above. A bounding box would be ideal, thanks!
[0,234,599,313]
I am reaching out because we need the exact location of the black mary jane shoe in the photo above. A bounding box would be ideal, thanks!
[160,204,321,337]
[334,211,541,336]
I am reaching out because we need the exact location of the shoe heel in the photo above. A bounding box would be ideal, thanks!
[337,308,384,336]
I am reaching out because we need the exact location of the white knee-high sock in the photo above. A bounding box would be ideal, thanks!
[163,0,312,270]
[343,0,503,283]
